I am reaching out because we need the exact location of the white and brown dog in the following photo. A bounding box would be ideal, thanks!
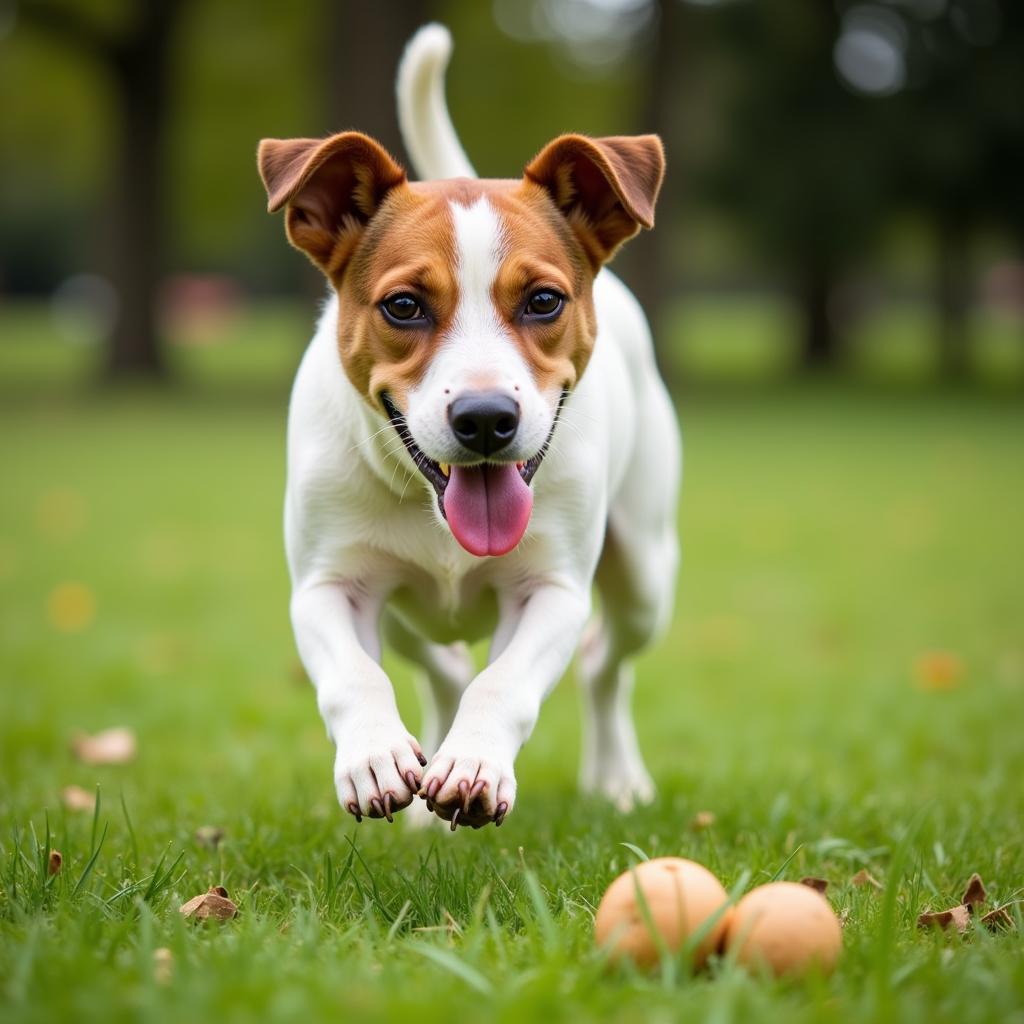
[257,25,680,829]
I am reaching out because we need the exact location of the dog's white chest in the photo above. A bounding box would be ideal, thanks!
[388,568,500,645]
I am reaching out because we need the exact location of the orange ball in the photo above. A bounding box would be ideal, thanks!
[594,857,732,969]
[725,881,842,977]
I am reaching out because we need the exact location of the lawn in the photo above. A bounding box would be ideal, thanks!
[1,306,1022,1023]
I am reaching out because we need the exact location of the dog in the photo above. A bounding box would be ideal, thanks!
[257,24,680,829]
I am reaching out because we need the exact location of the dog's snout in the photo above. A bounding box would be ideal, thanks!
[448,392,520,456]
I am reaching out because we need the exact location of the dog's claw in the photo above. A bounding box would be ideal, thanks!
[494,802,508,827]
[425,778,441,802]
[369,797,384,819]
[382,792,394,823]
[458,780,470,813]
[417,751,428,767]
[450,807,461,831]
[468,779,486,808]
[404,770,419,794]
[347,802,362,823]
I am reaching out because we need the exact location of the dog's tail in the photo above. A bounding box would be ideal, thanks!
[396,23,476,181]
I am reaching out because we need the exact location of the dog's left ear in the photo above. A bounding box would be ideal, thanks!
[524,134,665,268]
[258,132,406,275]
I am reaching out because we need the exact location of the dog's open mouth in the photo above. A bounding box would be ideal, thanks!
[381,393,563,558]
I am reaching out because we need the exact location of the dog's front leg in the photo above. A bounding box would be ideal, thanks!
[419,581,590,828]
[292,581,425,822]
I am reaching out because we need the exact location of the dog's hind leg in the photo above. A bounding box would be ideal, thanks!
[579,386,680,810]
[577,529,671,809]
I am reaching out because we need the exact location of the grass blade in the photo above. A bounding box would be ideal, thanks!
[410,944,493,996]
[71,821,107,898]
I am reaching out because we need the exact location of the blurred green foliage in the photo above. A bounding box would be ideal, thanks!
[0,0,1021,380]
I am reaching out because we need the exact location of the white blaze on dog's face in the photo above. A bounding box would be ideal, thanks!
[405,197,554,468]
[258,131,665,557]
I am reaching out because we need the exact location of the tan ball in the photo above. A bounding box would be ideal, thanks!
[725,881,842,977]
[594,857,732,969]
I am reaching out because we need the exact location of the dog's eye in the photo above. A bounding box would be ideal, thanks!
[525,290,564,320]
[381,294,425,324]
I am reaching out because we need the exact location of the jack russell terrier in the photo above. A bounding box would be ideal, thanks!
[257,24,680,830]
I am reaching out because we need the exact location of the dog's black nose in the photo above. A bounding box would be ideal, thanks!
[448,392,520,456]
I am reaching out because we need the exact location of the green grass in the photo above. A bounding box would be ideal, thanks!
[1,307,1023,1023]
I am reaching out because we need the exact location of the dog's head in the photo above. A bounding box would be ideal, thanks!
[258,132,663,557]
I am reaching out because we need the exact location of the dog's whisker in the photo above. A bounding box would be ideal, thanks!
[345,422,400,457]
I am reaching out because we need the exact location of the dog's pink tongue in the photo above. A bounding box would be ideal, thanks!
[443,463,533,557]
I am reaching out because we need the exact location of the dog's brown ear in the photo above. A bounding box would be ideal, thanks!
[524,134,665,268]
[258,132,406,274]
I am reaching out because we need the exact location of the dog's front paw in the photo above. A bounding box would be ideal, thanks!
[418,741,517,830]
[332,718,426,823]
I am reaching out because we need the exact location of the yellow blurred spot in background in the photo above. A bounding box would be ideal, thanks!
[35,487,88,541]
[47,581,96,633]
[913,650,965,692]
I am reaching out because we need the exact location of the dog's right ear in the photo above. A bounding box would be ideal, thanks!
[258,132,406,275]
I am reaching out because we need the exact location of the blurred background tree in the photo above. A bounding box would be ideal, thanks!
[0,0,1021,386]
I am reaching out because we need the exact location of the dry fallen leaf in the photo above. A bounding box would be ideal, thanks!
[690,810,716,831]
[800,876,829,894]
[918,905,971,933]
[850,868,883,890]
[47,850,62,875]
[153,947,173,984]
[72,727,137,765]
[61,785,96,812]
[913,651,964,692]
[194,826,225,849]
[980,907,1014,932]
[961,873,987,909]
[179,886,238,921]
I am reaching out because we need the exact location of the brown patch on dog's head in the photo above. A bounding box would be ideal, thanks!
[334,183,460,411]
[490,183,597,393]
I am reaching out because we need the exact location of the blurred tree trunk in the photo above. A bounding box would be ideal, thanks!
[936,215,971,380]
[106,1,181,377]
[616,0,690,386]
[20,0,184,379]
[797,258,837,371]
[323,0,434,168]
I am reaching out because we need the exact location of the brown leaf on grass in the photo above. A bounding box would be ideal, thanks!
[71,727,137,765]
[851,869,883,889]
[918,905,971,933]
[690,810,716,830]
[179,886,238,921]
[194,826,225,849]
[980,907,1014,932]
[61,785,96,812]
[47,850,62,875]
[179,886,236,920]
[800,876,829,894]
[961,873,987,909]
[153,947,173,984]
